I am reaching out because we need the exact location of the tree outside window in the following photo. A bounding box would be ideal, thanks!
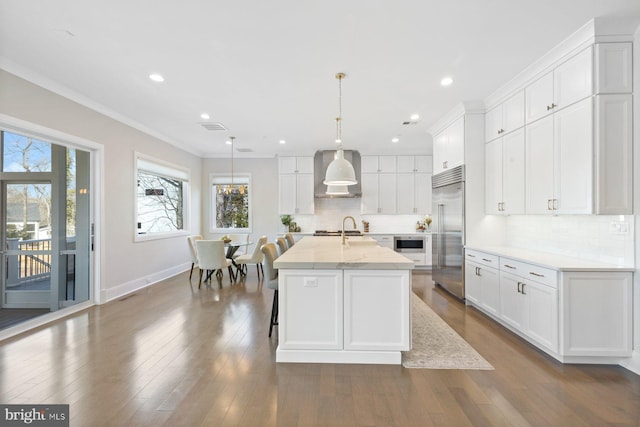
[136,154,189,239]
[211,174,250,232]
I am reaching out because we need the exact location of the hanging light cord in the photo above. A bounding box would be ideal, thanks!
[336,73,344,146]
[230,136,235,189]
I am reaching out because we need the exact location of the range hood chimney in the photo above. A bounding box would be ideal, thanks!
[314,150,362,198]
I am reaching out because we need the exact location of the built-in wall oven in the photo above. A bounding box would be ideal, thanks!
[393,235,426,253]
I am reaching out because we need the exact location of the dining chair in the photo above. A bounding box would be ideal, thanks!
[187,235,203,280]
[284,232,295,249]
[195,240,235,288]
[276,237,288,256]
[227,233,249,259]
[235,235,267,278]
[261,242,279,337]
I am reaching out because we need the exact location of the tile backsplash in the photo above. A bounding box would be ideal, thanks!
[506,215,634,267]
[287,198,427,234]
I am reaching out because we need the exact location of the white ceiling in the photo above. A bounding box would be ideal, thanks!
[1,1,639,158]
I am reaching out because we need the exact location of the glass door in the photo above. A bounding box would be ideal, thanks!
[0,130,91,326]
[2,182,55,309]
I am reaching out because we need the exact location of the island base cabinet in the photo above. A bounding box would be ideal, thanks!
[276,268,411,364]
[344,270,411,351]
[560,272,632,358]
[278,270,343,350]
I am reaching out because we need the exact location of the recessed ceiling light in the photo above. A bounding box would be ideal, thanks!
[200,113,210,120]
[410,114,420,121]
[149,73,165,82]
[441,77,453,86]
[279,140,286,144]
[392,138,399,143]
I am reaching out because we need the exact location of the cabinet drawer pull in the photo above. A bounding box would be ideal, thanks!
[529,272,544,277]
[481,258,492,262]
[503,264,516,269]
[467,254,476,258]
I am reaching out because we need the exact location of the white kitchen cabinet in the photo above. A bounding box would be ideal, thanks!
[595,43,633,94]
[343,270,411,351]
[397,155,432,173]
[361,172,396,214]
[278,269,343,350]
[525,46,593,124]
[278,268,411,356]
[466,246,632,363]
[525,98,592,214]
[485,128,525,215]
[397,172,432,215]
[485,90,525,142]
[361,155,396,173]
[433,116,464,175]
[561,272,632,357]
[278,156,314,214]
[369,235,394,249]
[464,250,500,316]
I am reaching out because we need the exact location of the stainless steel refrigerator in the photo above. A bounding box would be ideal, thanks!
[432,165,465,299]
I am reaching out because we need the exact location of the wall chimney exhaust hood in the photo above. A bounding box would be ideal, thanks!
[314,150,362,198]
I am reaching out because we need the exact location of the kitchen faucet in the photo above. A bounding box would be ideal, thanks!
[341,215,357,245]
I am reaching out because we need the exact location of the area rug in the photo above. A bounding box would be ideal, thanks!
[402,293,494,369]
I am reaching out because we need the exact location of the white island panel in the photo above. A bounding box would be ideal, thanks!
[344,270,411,351]
[279,269,343,350]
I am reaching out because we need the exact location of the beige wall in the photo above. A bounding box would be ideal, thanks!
[0,69,203,302]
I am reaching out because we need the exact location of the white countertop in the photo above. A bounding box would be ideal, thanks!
[274,236,415,270]
[466,245,634,272]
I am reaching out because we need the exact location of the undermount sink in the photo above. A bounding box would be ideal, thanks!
[345,236,377,246]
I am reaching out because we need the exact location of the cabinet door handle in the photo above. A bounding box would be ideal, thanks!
[517,281,521,293]
[476,267,481,277]
[546,103,556,111]
[503,264,516,269]
[521,283,526,295]
[553,199,558,210]
[547,199,553,210]
[529,272,544,278]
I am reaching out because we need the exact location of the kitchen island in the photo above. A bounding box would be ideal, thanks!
[273,236,414,364]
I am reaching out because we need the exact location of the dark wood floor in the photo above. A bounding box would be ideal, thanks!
[1,269,639,426]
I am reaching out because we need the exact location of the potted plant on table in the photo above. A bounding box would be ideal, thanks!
[280,214,294,232]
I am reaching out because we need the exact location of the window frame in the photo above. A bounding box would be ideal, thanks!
[134,152,190,242]
[209,172,252,234]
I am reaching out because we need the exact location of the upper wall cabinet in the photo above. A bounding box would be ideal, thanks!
[433,116,464,175]
[397,155,432,173]
[361,155,397,173]
[525,46,593,124]
[278,156,314,214]
[485,91,525,142]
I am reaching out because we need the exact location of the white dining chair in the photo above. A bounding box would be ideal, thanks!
[235,235,267,278]
[227,233,249,259]
[195,240,235,288]
[187,235,203,280]
[284,232,295,249]
[261,242,279,337]
[276,237,288,256]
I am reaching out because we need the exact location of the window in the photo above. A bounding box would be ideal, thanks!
[136,154,189,240]
[2,131,52,172]
[210,174,251,232]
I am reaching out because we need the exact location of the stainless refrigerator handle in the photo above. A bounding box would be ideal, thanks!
[437,203,445,269]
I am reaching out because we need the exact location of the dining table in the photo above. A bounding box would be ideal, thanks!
[225,240,252,277]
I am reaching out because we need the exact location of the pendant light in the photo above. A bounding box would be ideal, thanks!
[324,72,357,190]
[218,136,245,195]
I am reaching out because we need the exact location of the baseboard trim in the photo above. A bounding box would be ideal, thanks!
[101,262,190,303]
[618,351,640,376]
